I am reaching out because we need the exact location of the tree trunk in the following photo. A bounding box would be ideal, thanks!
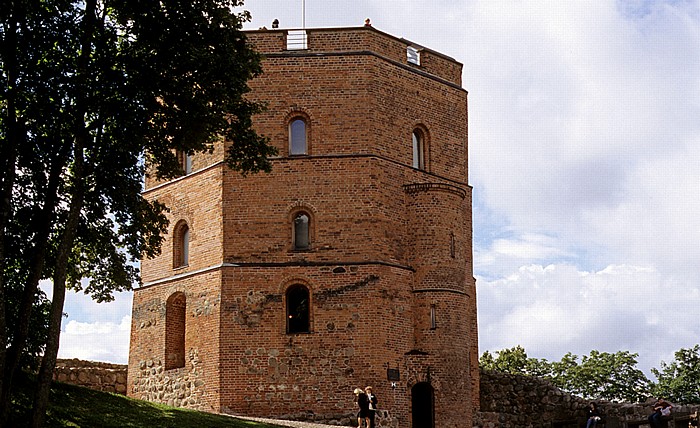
[1,156,63,422]
[30,0,96,425]
[30,144,86,428]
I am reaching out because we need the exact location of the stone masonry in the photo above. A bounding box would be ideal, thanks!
[476,370,699,428]
[53,359,127,395]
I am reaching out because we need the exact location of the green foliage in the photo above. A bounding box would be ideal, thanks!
[2,0,276,301]
[651,345,700,404]
[479,345,551,377]
[481,346,652,402]
[549,350,651,403]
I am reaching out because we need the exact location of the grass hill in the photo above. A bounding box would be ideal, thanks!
[10,373,285,428]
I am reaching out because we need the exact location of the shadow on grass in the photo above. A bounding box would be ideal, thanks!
[10,372,284,428]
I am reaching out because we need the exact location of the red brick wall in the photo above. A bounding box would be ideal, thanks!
[247,27,462,87]
[128,270,222,411]
[129,26,477,427]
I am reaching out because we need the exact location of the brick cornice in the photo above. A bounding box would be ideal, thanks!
[139,260,413,289]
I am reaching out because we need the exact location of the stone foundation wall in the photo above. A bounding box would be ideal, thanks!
[130,355,213,412]
[476,369,698,427]
[53,358,127,395]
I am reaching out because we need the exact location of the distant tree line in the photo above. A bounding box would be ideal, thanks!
[480,345,700,404]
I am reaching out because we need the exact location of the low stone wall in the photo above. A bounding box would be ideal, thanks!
[53,358,127,395]
[51,361,698,427]
[476,369,698,427]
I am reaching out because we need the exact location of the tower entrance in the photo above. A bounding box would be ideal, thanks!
[411,382,435,428]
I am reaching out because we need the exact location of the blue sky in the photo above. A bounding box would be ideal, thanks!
[51,0,700,378]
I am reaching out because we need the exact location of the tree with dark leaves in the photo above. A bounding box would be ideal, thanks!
[0,1,275,426]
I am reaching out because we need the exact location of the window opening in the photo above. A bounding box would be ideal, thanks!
[430,304,437,330]
[407,46,421,65]
[287,30,308,50]
[174,221,190,268]
[294,212,310,250]
[177,151,192,175]
[290,119,307,155]
[412,130,424,170]
[286,285,310,333]
[182,227,189,265]
[184,154,192,174]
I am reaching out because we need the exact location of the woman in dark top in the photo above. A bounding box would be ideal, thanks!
[586,402,602,428]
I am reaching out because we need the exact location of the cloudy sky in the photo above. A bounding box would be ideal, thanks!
[52,0,700,377]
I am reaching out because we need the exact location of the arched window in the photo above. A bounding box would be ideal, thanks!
[286,285,310,334]
[173,221,189,268]
[165,292,186,370]
[289,118,307,155]
[412,130,425,170]
[293,212,310,250]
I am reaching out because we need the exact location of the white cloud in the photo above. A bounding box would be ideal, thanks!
[477,263,700,376]
[58,316,131,364]
[39,283,133,363]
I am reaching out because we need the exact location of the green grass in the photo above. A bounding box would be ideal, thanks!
[10,373,286,428]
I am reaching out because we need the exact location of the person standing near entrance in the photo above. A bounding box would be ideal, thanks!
[366,386,378,428]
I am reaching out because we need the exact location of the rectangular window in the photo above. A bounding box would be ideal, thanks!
[430,304,437,330]
[287,30,308,50]
[407,46,420,65]
[184,154,192,174]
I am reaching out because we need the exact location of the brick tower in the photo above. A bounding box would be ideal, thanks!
[128,26,478,428]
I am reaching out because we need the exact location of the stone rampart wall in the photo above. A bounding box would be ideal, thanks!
[53,358,127,395]
[476,369,698,427]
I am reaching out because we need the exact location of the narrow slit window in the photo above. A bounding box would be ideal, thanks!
[430,304,437,330]
[412,130,424,170]
[177,151,192,175]
[182,227,190,265]
[184,154,192,174]
[294,212,310,250]
[290,119,307,155]
[174,221,190,268]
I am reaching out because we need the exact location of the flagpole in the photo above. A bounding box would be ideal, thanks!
[302,0,306,29]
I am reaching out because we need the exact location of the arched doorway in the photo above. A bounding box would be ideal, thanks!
[411,382,434,428]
